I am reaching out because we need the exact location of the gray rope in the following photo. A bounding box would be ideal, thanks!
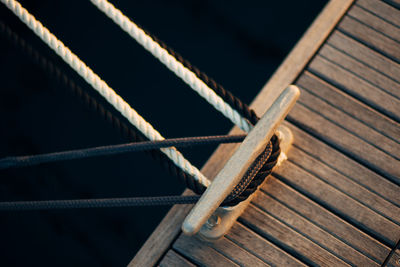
[0,195,201,210]
[0,135,246,170]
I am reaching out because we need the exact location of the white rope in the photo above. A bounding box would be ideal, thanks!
[90,0,253,133]
[1,0,210,187]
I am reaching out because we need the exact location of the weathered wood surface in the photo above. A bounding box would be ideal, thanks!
[159,250,196,267]
[337,14,400,64]
[387,249,400,267]
[131,0,400,266]
[182,86,300,236]
[384,0,400,9]
[358,0,400,27]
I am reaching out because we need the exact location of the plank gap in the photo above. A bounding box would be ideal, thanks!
[238,205,348,266]
[296,71,400,145]
[383,0,400,10]
[321,43,400,101]
[286,109,400,186]
[298,83,400,150]
[296,88,400,160]
[349,4,400,43]
[159,250,197,267]
[285,122,400,208]
[271,170,394,249]
[261,178,388,264]
[357,0,400,28]
[288,144,400,226]
[307,55,400,123]
[226,222,307,266]
[337,17,400,65]
[355,2,400,29]
[253,190,379,266]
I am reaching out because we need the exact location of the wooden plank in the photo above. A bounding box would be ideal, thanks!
[285,122,400,208]
[131,0,355,265]
[288,146,400,225]
[327,31,400,85]
[308,55,400,122]
[159,250,196,267]
[128,199,194,267]
[387,250,400,267]
[287,104,400,184]
[250,0,354,117]
[261,176,392,264]
[206,234,271,267]
[240,205,349,266]
[384,0,400,10]
[358,0,400,27]
[227,223,306,266]
[182,86,300,236]
[348,5,400,42]
[296,71,400,144]
[274,159,400,246]
[297,86,400,160]
[319,43,400,100]
[337,15,400,63]
[173,234,240,266]
[251,192,378,266]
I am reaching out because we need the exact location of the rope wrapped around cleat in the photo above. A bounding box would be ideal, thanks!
[0,0,281,209]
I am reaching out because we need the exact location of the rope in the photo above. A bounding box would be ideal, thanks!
[1,0,211,188]
[223,135,280,206]
[0,196,201,210]
[89,0,285,203]
[138,25,260,125]
[90,0,253,133]
[1,0,281,207]
[0,135,280,211]
[0,135,246,170]
[0,19,207,193]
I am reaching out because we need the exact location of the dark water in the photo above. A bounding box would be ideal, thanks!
[0,1,326,266]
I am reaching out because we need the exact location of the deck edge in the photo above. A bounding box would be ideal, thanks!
[128,0,354,266]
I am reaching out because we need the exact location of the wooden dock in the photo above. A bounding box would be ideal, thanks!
[131,0,400,265]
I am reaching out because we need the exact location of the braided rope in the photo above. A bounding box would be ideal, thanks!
[1,0,210,187]
[139,27,260,125]
[90,0,253,133]
[0,195,201,210]
[0,135,246,170]
[0,18,207,193]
